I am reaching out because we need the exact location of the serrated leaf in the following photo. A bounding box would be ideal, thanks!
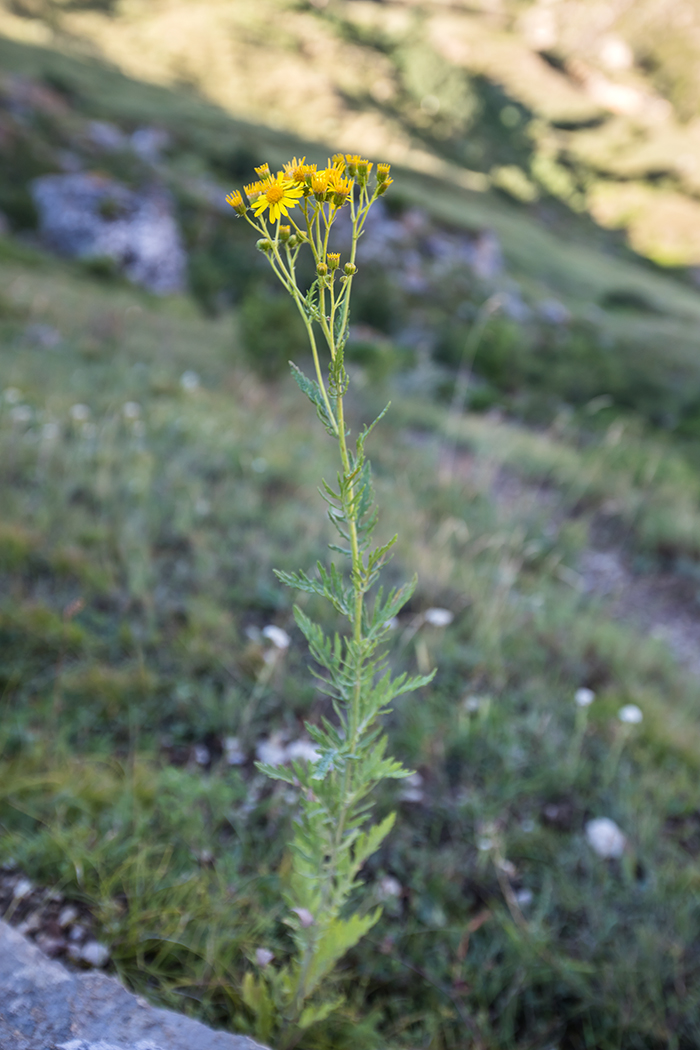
[298,995,345,1031]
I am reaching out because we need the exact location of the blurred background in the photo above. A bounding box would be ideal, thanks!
[2,2,700,1048]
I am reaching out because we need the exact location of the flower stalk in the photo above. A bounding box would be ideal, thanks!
[228,156,432,1045]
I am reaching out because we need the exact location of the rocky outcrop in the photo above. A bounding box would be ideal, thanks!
[31,173,186,295]
[0,919,268,1050]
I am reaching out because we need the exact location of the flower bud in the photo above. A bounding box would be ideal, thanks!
[376,162,391,184]
[316,262,328,277]
[279,225,291,242]
[356,159,373,186]
[344,262,357,276]
[225,190,247,216]
[256,238,273,253]
[287,234,298,248]
[254,162,272,181]
[327,252,340,271]
[376,175,393,196]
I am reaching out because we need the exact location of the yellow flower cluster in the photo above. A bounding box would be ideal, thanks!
[227,155,391,222]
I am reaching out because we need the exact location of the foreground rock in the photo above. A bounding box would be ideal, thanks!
[31,173,187,295]
[0,919,268,1050]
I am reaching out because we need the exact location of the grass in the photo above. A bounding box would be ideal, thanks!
[2,234,700,1048]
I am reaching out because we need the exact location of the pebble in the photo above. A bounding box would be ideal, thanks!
[77,941,110,968]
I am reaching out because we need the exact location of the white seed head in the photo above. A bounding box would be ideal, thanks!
[424,607,454,627]
[262,624,290,650]
[378,875,402,899]
[585,817,626,858]
[618,704,643,725]
[575,687,595,707]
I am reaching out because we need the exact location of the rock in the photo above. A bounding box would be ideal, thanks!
[131,127,170,163]
[77,940,111,968]
[30,173,187,295]
[0,919,269,1050]
[88,121,127,151]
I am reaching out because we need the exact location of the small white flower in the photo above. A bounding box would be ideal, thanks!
[618,704,643,725]
[462,695,481,713]
[70,403,90,421]
[384,617,399,630]
[515,888,533,907]
[42,422,60,441]
[262,624,290,650]
[285,739,320,764]
[180,370,200,392]
[585,817,626,858]
[377,875,402,900]
[122,401,141,419]
[477,837,493,852]
[424,607,454,627]
[292,907,315,928]
[10,405,32,424]
[255,947,274,967]
[575,687,595,708]
[224,736,246,765]
[4,387,21,404]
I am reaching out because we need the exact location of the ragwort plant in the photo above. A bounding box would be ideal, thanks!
[227,157,434,1045]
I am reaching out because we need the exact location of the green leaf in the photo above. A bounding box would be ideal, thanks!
[303,910,383,998]
[298,995,345,1031]
[289,362,337,435]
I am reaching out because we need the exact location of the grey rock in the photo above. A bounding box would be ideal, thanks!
[130,127,170,163]
[0,919,269,1050]
[88,121,128,152]
[31,173,187,295]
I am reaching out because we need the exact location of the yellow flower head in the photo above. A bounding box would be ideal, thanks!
[345,154,363,177]
[376,162,391,183]
[244,181,265,203]
[254,162,272,182]
[283,157,309,184]
[329,153,346,172]
[327,252,340,270]
[311,169,330,200]
[251,174,304,222]
[226,189,247,215]
[356,158,373,185]
[376,175,394,196]
[329,174,353,207]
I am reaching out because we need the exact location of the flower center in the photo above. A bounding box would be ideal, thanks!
[266,184,285,204]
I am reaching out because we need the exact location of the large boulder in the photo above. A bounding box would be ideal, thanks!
[0,919,268,1050]
[31,172,187,295]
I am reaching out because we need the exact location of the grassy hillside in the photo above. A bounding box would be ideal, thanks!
[2,9,700,1050]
